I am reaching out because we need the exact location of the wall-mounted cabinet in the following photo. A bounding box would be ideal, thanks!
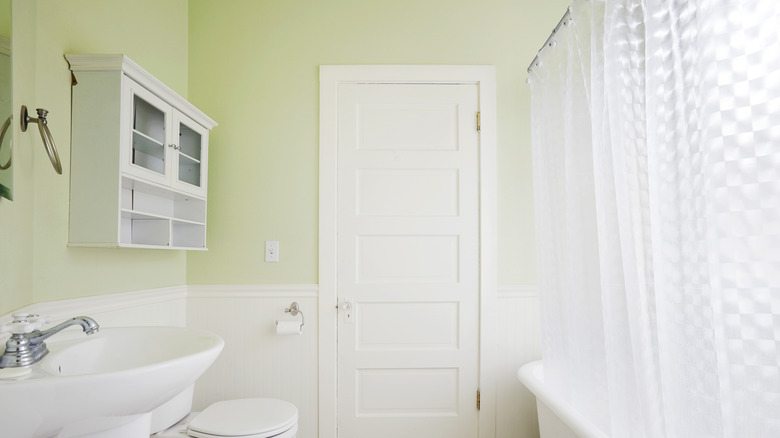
[66,54,217,250]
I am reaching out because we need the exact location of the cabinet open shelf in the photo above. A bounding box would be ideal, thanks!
[119,177,206,249]
[120,209,205,226]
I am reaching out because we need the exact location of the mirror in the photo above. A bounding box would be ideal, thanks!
[0,0,11,200]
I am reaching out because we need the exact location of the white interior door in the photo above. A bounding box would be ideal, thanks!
[336,82,481,438]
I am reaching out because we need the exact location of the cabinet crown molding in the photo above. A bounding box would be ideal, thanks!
[65,54,217,130]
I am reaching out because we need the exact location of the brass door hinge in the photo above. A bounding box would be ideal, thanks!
[476,112,481,132]
[477,389,481,410]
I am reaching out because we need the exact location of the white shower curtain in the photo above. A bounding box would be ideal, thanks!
[529,1,780,437]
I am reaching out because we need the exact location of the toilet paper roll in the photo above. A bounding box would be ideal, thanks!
[276,320,302,335]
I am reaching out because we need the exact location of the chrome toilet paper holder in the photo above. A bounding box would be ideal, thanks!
[285,302,304,328]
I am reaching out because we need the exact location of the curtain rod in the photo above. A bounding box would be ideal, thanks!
[527,8,573,73]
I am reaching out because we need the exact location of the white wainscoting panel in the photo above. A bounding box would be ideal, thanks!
[496,285,542,438]
[186,285,319,438]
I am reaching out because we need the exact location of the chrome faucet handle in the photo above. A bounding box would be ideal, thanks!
[0,313,49,334]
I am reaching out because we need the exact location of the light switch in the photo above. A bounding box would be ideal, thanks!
[265,240,279,262]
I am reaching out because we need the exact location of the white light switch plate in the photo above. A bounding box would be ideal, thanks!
[265,240,279,262]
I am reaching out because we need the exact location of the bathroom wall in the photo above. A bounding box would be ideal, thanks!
[183,1,567,437]
[0,0,34,316]
[0,1,564,436]
[0,0,570,313]
[0,0,190,314]
[185,0,572,286]
[187,286,319,438]
[496,287,543,437]
[0,0,569,318]
[0,0,8,37]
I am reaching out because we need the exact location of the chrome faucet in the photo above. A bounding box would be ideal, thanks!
[0,315,99,368]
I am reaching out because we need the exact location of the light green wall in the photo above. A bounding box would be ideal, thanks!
[186,0,571,285]
[0,0,572,314]
[0,0,189,314]
[0,0,9,38]
[0,0,33,315]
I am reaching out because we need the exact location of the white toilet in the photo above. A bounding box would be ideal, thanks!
[155,397,298,438]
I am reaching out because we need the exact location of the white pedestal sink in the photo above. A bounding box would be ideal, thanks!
[0,326,224,438]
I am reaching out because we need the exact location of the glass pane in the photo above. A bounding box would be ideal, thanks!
[132,95,165,174]
[177,122,201,187]
[178,123,201,160]
[178,155,201,187]
[133,96,165,142]
[132,132,165,174]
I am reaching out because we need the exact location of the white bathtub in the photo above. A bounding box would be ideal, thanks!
[517,361,610,438]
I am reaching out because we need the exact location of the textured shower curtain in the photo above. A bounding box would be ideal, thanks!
[529,0,780,437]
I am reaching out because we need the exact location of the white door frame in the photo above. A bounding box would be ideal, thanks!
[319,65,497,438]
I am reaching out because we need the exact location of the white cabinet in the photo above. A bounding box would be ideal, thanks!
[66,54,217,250]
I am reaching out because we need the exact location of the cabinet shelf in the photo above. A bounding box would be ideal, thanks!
[172,217,206,226]
[120,208,206,226]
[131,130,166,175]
[132,129,165,151]
[178,151,200,164]
[117,243,208,251]
[121,208,162,221]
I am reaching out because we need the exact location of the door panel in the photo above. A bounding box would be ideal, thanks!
[357,103,459,151]
[356,234,460,284]
[337,83,480,438]
[355,169,460,217]
[357,301,460,350]
[356,368,459,416]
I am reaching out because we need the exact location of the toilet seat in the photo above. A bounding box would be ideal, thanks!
[187,398,298,438]
[188,423,298,438]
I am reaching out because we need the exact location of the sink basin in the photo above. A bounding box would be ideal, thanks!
[0,326,224,438]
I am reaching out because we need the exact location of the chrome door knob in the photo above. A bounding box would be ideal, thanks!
[336,301,352,311]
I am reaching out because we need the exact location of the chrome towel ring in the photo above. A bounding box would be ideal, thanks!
[21,105,62,174]
[0,115,10,170]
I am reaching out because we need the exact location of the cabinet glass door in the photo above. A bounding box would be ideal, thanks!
[125,82,171,184]
[172,112,208,196]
